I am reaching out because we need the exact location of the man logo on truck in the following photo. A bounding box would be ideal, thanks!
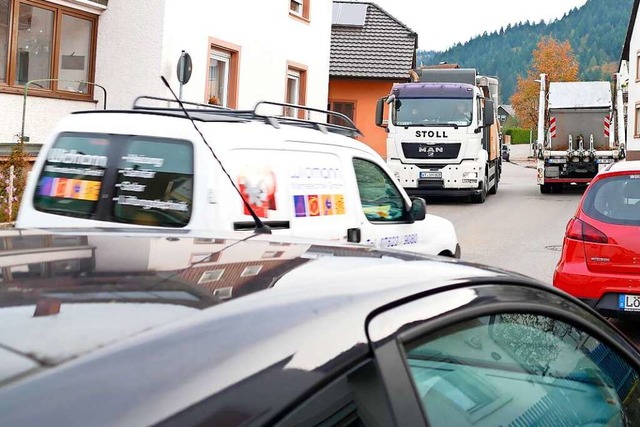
[418,146,444,157]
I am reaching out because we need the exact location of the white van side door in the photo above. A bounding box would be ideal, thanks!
[349,156,458,257]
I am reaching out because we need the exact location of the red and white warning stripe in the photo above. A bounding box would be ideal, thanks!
[604,115,611,139]
[549,116,557,138]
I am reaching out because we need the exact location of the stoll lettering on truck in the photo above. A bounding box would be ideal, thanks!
[375,67,502,204]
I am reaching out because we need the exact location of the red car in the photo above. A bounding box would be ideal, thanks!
[554,160,640,318]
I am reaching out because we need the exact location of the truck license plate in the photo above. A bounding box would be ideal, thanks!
[618,294,640,311]
[419,171,442,179]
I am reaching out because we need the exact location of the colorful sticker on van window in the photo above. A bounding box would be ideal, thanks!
[237,167,277,219]
[38,177,101,201]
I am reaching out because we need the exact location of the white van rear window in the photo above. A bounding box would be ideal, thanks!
[34,132,193,227]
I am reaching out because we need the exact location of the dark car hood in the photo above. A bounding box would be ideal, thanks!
[0,228,441,383]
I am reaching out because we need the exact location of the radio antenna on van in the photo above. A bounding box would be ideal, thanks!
[160,76,271,234]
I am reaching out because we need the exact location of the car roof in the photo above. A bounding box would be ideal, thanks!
[0,228,547,426]
[603,159,640,174]
[50,108,377,157]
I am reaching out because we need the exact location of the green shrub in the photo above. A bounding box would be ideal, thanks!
[504,128,536,144]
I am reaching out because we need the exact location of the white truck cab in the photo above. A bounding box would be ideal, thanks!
[17,98,460,258]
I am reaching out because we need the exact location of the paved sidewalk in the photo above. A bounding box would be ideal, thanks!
[507,143,537,168]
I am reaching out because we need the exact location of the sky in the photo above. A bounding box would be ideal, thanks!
[369,0,589,51]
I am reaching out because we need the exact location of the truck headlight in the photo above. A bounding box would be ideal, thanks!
[463,172,478,179]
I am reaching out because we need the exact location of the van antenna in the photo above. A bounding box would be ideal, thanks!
[160,76,271,234]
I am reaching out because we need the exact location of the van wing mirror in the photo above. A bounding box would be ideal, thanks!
[409,197,427,221]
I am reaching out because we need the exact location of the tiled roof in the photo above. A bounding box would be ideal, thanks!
[330,1,417,80]
[500,104,516,116]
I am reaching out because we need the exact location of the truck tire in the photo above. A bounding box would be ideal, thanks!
[471,176,487,203]
[488,167,498,195]
[540,184,552,194]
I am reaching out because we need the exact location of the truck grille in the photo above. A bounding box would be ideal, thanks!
[402,143,461,159]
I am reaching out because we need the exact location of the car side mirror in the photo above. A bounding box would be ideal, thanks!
[409,197,427,221]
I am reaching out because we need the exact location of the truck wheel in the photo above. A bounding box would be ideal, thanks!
[471,177,487,203]
[540,184,552,194]
[488,169,498,195]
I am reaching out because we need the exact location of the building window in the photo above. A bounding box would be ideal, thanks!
[1,0,97,98]
[213,287,233,299]
[206,38,240,108]
[328,101,355,127]
[190,252,221,265]
[58,14,93,94]
[637,51,640,81]
[635,104,640,137]
[262,250,284,259]
[1,0,11,83]
[241,265,262,277]
[289,0,310,20]
[198,270,224,283]
[194,238,225,244]
[285,62,307,117]
[208,50,229,106]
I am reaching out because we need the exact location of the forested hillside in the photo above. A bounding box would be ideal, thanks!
[417,0,634,103]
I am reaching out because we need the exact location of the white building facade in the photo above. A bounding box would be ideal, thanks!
[0,0,331,148]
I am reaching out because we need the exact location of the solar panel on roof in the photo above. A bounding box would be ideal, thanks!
[332,3,367,26]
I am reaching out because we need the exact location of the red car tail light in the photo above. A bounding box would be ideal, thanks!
[565,217,608,244]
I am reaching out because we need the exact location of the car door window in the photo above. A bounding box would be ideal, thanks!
[352,158,407,222]
[403,313,640,427]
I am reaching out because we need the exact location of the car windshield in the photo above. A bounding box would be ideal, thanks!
[393,98,473,127]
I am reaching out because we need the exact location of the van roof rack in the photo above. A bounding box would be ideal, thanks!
[251,101,362,138]
[132,95,233,111]
[128,96,362,138]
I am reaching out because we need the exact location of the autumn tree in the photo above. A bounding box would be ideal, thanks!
[510,36,579,130]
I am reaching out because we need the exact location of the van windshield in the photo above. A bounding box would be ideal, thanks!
[33,132,193,227]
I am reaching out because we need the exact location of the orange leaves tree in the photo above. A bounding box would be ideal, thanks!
[510,36,579,130]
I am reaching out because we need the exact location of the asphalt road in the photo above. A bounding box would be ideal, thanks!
[425,144,640,341]
[425,143,583,285]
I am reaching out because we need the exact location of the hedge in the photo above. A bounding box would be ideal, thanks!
[504,128,535,144]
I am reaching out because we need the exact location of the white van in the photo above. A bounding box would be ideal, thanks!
[17,99,460,258]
